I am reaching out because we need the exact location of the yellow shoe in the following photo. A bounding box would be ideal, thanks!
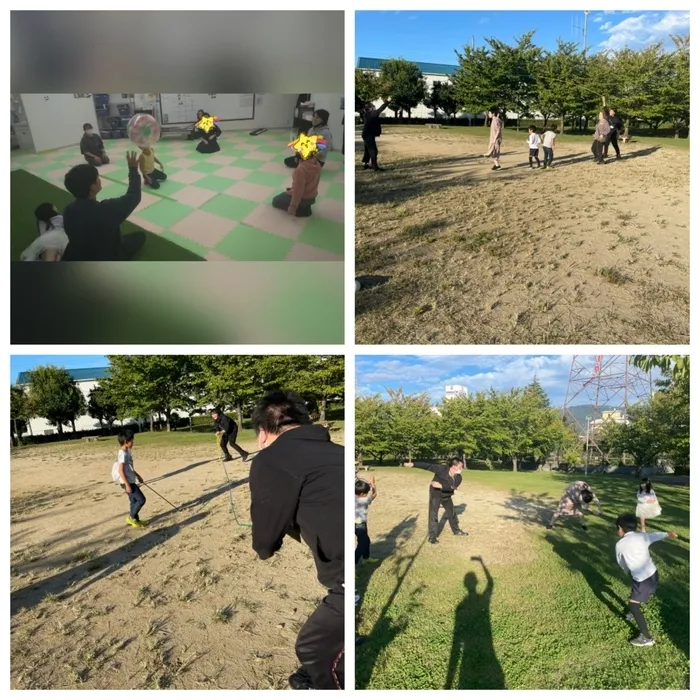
[126,516,139,527]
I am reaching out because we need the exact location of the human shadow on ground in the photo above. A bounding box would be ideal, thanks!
[355,516,425,689]
[444,556,505,689]
[11,512,208,615]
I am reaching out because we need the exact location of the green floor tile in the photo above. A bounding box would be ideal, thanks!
[97,181,130,200]
[159,230,211,258]
[298,218,344,256]
[324,183,345,201]
[244,171,288,189]
[137,199,194,228]
[214,224,294,261]
[196,174,243,193]
[231,157,266,171]
[146,179,189,199]
[190,161,226,174]
[201,194,259,221]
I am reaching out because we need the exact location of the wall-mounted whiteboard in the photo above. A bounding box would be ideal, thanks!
[158,94,255,124]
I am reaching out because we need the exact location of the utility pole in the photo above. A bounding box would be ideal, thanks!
[585,416,591,476]
[471,35,475,50]
[582,10,590,56]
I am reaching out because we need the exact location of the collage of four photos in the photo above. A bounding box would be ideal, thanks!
[8,6,691,693]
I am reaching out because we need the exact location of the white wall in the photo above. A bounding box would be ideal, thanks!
[21,94,98,153]
[310,93,344,153]
[216,94,296,134]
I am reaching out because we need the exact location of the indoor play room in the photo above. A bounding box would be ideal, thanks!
[11,93,344,262]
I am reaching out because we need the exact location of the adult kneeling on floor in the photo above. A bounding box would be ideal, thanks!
[272,133,326,217]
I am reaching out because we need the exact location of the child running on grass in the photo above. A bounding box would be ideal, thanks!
[138,145,168,189]
[636,478,662,532]
[541,127,557,169]
[615,513,678,647]
[355,475,379,565]
[111,429,149,527]
[527,125,541,169]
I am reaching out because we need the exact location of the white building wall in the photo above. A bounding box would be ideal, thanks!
[445,385,468,400]
[20,378,192,437]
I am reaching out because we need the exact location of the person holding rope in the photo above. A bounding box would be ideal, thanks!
[249,390,344,691]
[416,457,468,544]
[361,97,392,171]
[591,109,611,165]
[211,408,249,463]
[604,108,623,161]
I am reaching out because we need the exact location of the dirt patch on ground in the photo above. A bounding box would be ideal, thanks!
[355,128,689,344]
[363,469,540,569]
[11,432,343,690]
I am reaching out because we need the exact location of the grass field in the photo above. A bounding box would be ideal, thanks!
[355,125,689,345]
[10,426,344,689]
[355,468,689,689]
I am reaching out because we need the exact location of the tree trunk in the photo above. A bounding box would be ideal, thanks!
[150,415,154,432]
[166,406,171,432]
[236,402,243,429]
[319,397,327,422]
[188,414,193,431]
[13,418,19,445]
[28,421,33,436]
[560,113,566,135]
[512,455,519,472]
[71,419,76,433]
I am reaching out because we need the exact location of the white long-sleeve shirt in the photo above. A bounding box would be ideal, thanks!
[527,133,540,149]
[615,531,668,581]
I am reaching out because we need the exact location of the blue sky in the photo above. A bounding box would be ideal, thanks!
[356,355,658,407]
[11,355,108,383]
[355,10,690,65]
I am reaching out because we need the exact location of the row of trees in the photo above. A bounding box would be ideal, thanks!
[356,33,690,135]
[356,357,689,473]
[356,379,580,471]
[11,355,344,441]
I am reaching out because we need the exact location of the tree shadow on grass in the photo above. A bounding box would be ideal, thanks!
[502,489,555,526]
[445,556,504,689]
[356,516,424,689]
[11,512,208,615]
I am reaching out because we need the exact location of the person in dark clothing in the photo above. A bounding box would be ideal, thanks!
[80,123,110,166]
[194,112,221,153]
[417,458,468,544]
[604,108,623,160]
[62,152,145,261]
[249,390,344,691]
[361,97,392,171]
[211,408,249,462]
[188,109,205,140]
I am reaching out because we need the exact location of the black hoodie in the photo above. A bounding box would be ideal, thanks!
[416,462,463,494]
[249,424,344,591]
[362,101,390,138]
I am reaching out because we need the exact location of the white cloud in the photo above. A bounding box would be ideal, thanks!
[598,11,690,51]
[593,16,603,24]
[479,17,490,25]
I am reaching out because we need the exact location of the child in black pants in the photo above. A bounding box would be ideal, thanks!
[355,476,378,565]
[111,430,149,527]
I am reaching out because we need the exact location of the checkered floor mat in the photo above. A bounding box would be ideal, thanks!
[11,129,344,261]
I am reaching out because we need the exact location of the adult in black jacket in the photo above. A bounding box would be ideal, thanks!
[604,108,623,160]
[211,408,249,462]
[416,458,468,544]
[361,97,392,171]
[62,152,145,261]
[249,391,344,691]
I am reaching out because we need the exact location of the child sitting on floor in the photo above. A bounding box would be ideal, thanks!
[20,203,70,261]
[138,145,168,189]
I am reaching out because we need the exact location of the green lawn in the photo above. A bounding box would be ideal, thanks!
[356,468,689,689]
[11,170,203,261]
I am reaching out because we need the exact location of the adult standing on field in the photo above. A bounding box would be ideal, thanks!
[603,108,623,160]
[211,408,249,462]
[416,457,468,544]
[591,109,611,165]
[485,108,503,171]
[361,97,392,171]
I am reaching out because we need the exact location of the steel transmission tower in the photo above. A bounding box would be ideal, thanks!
[561,356,653,463]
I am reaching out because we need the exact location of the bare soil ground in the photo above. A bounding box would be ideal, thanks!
[355,128,689,344]
[10,431,344,690]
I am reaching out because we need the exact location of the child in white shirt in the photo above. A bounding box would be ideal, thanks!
[541,128,557,169]
[111,430,149,527]
[527,125,541,169]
